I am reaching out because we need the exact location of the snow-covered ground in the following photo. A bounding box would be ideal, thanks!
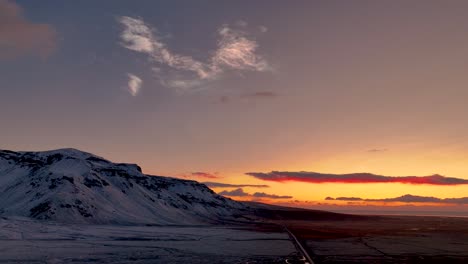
[0,148,248,225]
[0,217,300,263]
[0,149,307,263]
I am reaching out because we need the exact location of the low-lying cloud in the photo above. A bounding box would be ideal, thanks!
[218,188,249,197]
[326,194,468,204]
[202,182,269,188]
[246,171,468,185]
[218,188,292,199]
[252,192,293,199]
[190,172,220,179]
[118,16,270,92]
[0,0,57,59]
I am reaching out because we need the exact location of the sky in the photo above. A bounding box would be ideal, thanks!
[1,0,467,213]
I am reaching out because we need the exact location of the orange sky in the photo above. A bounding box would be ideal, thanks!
[1,1,468,211]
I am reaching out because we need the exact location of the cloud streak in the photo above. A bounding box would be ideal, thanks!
[118,16,270,91]
[219,91,278,104]
[127,73,142,96]
[241,91,278,98]
[203,182,270,188]
[326,194,468,204]
[246,171,468,185]
[218,188,292,199]
[190,172,220,179]
[252,192,293,199]
[0,0,56,59]
[367,148,388,153]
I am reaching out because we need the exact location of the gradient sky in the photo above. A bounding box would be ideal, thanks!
[1,0,467,211]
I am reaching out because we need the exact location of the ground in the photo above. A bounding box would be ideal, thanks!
[2,211,467,263]
[0,217,303,264]
[283,214,468,264]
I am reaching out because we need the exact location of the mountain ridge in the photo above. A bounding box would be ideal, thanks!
[0,148,248,225]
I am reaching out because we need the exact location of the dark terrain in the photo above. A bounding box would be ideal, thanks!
[252,205,468,263]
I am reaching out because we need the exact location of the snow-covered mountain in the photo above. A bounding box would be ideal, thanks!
[0,148,248,224]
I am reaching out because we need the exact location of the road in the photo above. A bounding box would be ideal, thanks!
[283,226,315,264]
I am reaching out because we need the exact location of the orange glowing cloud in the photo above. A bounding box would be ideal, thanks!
[246,171,468,185]
[177,172,221,180]
[187,172,220,179]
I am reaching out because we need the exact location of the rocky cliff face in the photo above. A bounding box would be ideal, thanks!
[0,148,247,224]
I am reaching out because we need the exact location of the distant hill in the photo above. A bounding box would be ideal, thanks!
[0,148,247,224]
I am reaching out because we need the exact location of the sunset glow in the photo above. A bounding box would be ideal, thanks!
[1,0,467,214]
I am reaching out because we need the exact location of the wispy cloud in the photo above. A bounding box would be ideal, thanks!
[119,16,208,79]
[178,172,222,180]
[203,182,270,188]
[190,172,220,179]
[367,148,388,153]
[258,26,268,33]
[246,171,468,185]
[211,25,270,72]
[326,194,468,204]
[127,73,142,96]
[118,16,270,91]
[119,16,154,53]
[218,188,292,199]
[241,91,278,98]
[219,91,278,104]
[0,0,56,59]
[236,20,248,27]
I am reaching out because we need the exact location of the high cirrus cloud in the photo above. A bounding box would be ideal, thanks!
[326,194,468,204]
[211,25,269,72]
[119,16,208,79]
[246,171,468,185]
[118,16,270,91]
[218,188,292,199]
[0,0,56,59]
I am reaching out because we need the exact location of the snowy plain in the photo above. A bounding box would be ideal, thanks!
[0,217,302,264]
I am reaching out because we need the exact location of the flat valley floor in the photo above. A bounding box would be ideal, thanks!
[0,217,304,264]
[1,213,467,264]
[283,214,468,264]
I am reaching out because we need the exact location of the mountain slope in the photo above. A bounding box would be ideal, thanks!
[0,148,247,224]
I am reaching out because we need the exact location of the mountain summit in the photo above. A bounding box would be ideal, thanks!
[0,148,247,224]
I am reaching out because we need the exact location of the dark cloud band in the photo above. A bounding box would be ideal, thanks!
[326,194,468,204]
[203,182,270,188]
[246,171,468,185]
[218,188,292,199]
[190,172,220,179]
